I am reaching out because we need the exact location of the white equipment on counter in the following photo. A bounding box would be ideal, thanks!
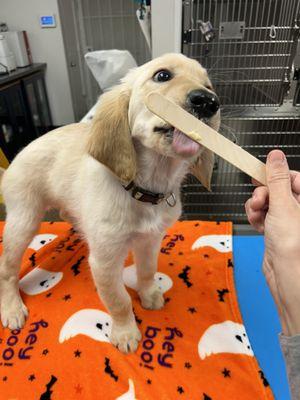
[0,34,16,74]
[2,31,32,67]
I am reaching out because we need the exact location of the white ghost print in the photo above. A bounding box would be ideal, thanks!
[28,234,57,251]
[19,268,63,295]
[59,309,112,344]
[116,379,136,400]
[123,264,173,293]
[192,234,232,253]
[198,321,254,360]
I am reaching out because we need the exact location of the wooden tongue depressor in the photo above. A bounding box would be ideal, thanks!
[146,92,267,186]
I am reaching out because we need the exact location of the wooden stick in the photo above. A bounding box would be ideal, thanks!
[146,92,267,186]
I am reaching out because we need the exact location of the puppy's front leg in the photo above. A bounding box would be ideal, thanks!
[88,247,141,354]
[133,233,165,310]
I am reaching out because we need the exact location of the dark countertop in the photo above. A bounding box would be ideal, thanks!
[0,63,46,87]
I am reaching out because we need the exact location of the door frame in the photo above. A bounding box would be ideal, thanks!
[57,0,93,121]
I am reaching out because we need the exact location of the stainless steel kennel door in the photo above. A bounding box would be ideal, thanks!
[182,0,300,222]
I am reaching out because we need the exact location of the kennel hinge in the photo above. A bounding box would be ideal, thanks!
[183,29,192,44]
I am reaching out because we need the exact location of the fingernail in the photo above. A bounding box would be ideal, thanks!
[267,150,286,165]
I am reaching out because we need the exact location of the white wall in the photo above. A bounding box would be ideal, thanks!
[151,0,182,58]
[0,0,74,125]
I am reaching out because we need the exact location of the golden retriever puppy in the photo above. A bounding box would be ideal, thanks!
[0,53,220,353]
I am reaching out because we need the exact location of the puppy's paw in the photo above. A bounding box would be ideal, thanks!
[110,322,141,354]
[1,297,28,330]
[139,284,165,310]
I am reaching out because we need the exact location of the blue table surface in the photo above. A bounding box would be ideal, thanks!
[234,236,290,400]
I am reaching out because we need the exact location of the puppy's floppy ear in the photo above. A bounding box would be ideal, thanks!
[86,83,136,183]
[190,148,215,191]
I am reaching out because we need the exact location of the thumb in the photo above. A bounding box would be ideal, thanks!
[266,150,292,206]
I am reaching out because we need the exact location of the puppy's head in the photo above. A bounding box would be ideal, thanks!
[86,53,220,189]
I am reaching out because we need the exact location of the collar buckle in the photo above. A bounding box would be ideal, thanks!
[165,193,176,207]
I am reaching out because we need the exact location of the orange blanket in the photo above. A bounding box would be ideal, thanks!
[0,221,273,400]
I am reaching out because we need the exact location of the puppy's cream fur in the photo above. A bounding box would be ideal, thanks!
[0,53,220,353]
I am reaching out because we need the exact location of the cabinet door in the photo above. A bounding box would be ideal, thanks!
[9,83,36,145]
[36,76,52,131]
[23,72,52,136]
[0,90,15,160]
[0,82,35,161]
[23,79,42,137]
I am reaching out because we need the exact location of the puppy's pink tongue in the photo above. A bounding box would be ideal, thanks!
[172,128,201,156]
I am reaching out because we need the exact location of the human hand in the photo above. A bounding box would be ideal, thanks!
[245,150,300,336]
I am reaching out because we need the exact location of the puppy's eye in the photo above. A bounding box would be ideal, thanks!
[153,70,173,82]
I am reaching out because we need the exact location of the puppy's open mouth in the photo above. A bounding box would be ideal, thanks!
[154,124,204,157]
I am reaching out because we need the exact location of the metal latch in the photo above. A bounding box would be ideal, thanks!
[197,20,215,42]
[183,29,192,44]
[293,68,300,80]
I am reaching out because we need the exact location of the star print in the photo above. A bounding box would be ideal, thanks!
[42,349,49,355]
[46,292,52,298]
[184,362,192,369]
[178,266,192,288]
[188,307,196,314]
[28,374,35,381]
[74,350,81,357]
[259,370,270,387]
[203,254,209,258]
[133,308,142,325]
[169,262,174,266]
[29,252,36,267]
[217,288,229,302]
[206,270,212,275]
[178,252,183,255]
[177,386,184,394]
[74,384,83,394]
[194,223,199,226]
[165,297,171,303]
[63,294,71,301]
[228,259,234,268]
[3,376,7,381]
[222,368,231,378]
[147,379,152,384]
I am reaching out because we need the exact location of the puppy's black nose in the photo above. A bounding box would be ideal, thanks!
[187,89,220,118]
